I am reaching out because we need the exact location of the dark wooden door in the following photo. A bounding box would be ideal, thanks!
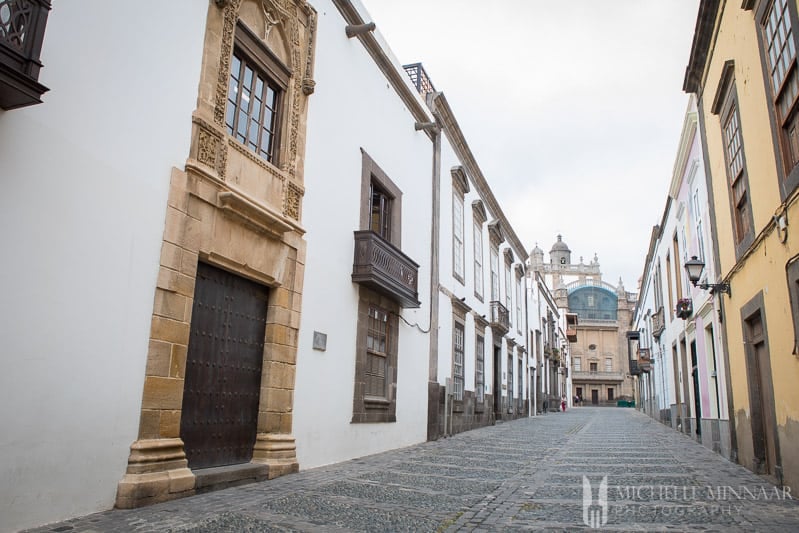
[180,263,269,469]
[591,389,598,405]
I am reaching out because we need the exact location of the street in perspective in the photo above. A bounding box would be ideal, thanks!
[4,1,799,532]
[26,408,799,532]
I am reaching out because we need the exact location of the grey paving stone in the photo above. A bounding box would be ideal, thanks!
[22,408,799,532]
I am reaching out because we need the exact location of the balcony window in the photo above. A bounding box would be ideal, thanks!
[370,181,392,241]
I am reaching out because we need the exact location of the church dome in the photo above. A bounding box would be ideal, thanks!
[549,234,572,266]
[550,234,570,253]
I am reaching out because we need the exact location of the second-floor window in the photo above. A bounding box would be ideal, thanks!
[225,23,289,165]
[605,358,612,372]
[759,0,799,190]
[474,221,484,299]
[504,261,512,320]
[370,181,392,240]
[226,52,282,162]
[453,192,465,283]
[713,64,754,256]
[515,274,523,332]
[590,362,598,372]
[490,248,499,301]
[724,102,753,246]
[574,357,581,371]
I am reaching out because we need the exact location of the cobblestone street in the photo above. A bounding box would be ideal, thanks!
[26,408,799,532]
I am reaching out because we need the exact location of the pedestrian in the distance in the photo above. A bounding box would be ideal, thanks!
[561,394,567,412]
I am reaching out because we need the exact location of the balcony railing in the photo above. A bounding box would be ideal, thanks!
[571,370,625,382]
[652,307,665,338]
[489,300,509,334]
[403,62,436,96]
[629,359,642,376]
[637,348,652,373]
[352,231,420,308]
[0,0,50,109]
[566,327,577,342]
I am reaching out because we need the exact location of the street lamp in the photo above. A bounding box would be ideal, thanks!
[684,256,731,296]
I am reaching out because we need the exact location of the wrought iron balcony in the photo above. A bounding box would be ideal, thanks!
[629,359,642,376]
[488,300,509,334]
[0,0,51,109]
[403,62,436,96]
[352,230,420,308]
[652,307,665,339]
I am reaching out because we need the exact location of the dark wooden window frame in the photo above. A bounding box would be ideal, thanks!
[712,61,755,259]
[225,21,291,165]
[452,319,465,402]
[359,149,402,247]
[475,333,485,407]
[756,0,799,199]
[352,288,399,424]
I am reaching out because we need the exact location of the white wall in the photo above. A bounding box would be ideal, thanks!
[0,2,207,530]
[293,0,432,469]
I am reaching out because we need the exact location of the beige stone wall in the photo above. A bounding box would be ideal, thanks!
[117,0,316,508]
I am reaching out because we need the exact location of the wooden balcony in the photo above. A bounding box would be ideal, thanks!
[652,307,665,339]
[488,300,509,334]
[352,230,420,308]
[0,0,51,109]
[638,348,651,373]
[566,313,578,342]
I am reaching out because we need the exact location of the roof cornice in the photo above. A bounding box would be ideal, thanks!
[331,0,434,139]
[431,91,529,261]
[683,0,721,94]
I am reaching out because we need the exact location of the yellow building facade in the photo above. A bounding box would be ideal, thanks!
[685,0,799,488]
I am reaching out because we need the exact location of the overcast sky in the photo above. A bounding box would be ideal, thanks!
[360,0,700,293]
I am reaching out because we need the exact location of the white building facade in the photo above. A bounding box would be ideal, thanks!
[3,0,318,528]
[422,85,530,438]
[293,0,434,469]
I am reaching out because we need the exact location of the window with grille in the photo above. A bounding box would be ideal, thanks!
[365,306,389,398]
[453,322,465,401]
[474,221,484,299]
[759,0,799,189]
[574,357,581,371]
[453,192,465,283]
[605,357,612,372]
[475,334,485,404]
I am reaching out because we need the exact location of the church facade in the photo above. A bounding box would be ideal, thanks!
[529,236,636,408]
